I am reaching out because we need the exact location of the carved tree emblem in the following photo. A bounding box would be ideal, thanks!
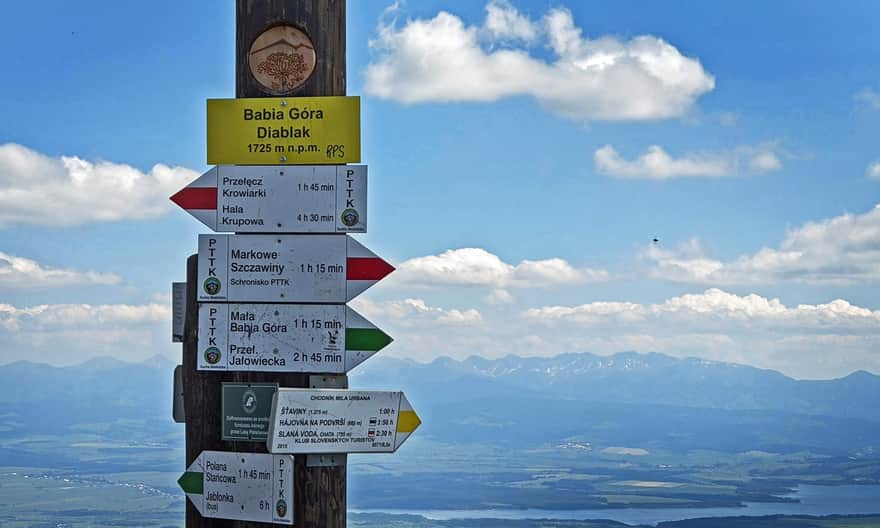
[256,52,309,92]
[249,26,317,94]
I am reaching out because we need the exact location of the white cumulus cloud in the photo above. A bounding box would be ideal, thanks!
[521,288,880,378]
[0,143,198,227]
[749,151,781,172]
[484,288,515,305]
[0,302,172,365]
[594,143,783,180]
[351,297,483,327]
[484,0,537,42]
[349,290,879,378]
[643,203,880,285]
[867,161,880,180]
[0,302,169,330]
[0,251,120,289]
[595,145,727,179]
[365,2,714,121]
[393,247,608,288]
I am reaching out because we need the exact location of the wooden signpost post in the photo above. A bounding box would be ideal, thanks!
[174,2,421,527]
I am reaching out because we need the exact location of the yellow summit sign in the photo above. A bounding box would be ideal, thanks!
[207,96,360,165]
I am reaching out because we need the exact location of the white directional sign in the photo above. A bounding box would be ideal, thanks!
[197,234,393,303]
[198,304,392,372]
[170,165,366,233]
[267,389,421,454]
[178,450,293,525]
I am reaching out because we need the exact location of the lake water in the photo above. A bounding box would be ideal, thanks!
[352,484,880,526]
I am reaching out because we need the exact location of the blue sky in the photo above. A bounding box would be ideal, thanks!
[0,1,878,378]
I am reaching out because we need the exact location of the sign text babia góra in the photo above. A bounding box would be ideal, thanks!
[207,96,360,165]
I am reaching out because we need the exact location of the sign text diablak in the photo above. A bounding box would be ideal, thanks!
[207,96,360,165]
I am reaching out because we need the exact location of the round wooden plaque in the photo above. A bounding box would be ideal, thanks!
[248,26,316,94]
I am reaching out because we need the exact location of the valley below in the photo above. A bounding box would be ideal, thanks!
[0,352,878,526]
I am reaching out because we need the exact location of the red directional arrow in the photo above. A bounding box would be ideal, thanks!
[347,257,395,281]
[170,186,217,210]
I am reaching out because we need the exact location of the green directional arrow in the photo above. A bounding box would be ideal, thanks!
[178,471,204,494]
[346,328,392,351]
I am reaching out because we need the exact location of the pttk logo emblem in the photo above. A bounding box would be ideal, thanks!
[204,347,221,365]
[203,277,222,295]
[341,208,359,227]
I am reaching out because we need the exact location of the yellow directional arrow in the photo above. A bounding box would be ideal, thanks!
[397,410,421,433]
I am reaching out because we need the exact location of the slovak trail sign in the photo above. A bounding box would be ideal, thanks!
[199,304,392,372]
[178,450,294,525]
[170,165,366,233]
[197,234,394,303]
[207,96,360,165]
[267,389,421,454]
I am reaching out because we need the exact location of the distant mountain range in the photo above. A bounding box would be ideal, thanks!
[351,352,880,423]
[1,352,878,456]
[351,352,880,454]
[0,354,176,418]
